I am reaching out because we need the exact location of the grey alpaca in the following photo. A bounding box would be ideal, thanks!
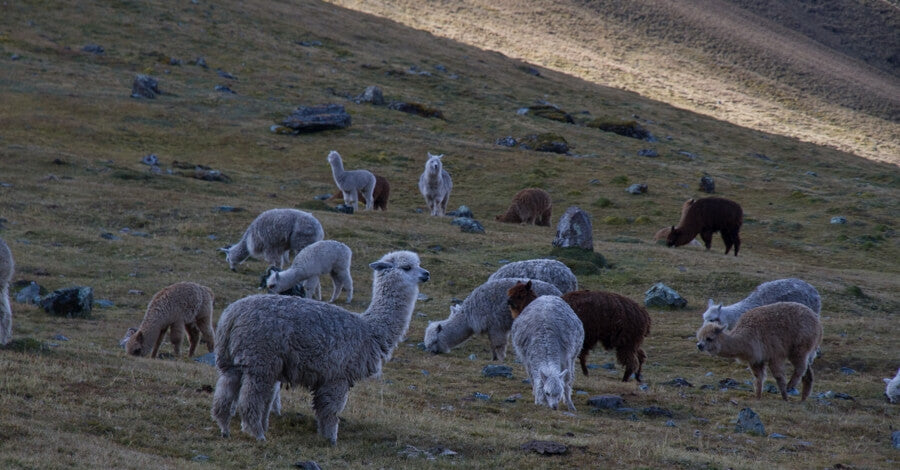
[703,278,821,330]
[418,152,453,216]
[328,150,376,212]
[223,208,324,271]
[0,237,13,345]
[487,258,578,293]
[423,278,562,361]
[212,251,429,444]
[512,295,584,411]
[266,240,353,303]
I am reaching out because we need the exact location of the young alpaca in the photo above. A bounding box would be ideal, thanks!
[266,240,353,303]
[212,251,429,443]
[487,258,578,294]
[418,152,453,216]
[696,302,822,401]
[423,278,561,361]
[329,174,391,211]
[508,282,651,381]
[884,368,900,403]
[125,282,215,358]
[222,208,324,271]
[327,150,376,212]
[0,237,13,345]
[703,278,821,330]
[495,188,552,226]
[666,197,743,255]
[509,294,584,411]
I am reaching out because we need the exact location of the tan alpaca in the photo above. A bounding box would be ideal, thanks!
[126,282,215,358]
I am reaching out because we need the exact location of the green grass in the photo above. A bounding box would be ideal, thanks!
[0,0,898,469]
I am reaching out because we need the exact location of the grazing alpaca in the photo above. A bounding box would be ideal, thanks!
[703,278,821,330]
[222,208,324,271]
[266,240,353,303]
[125,282,215,358]
[327,150,376,212]
[666,197,743,255]
[329,174,391,210]
[487,258,578,294]
[418,152,453,216]
[884,368,900,404]
[510,294,584,411]
[212,251,429,443]
[0,237,13,345]
[696,302,822,401]
[495,188,552,226]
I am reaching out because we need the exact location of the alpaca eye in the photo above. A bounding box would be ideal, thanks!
[401,265,411,271]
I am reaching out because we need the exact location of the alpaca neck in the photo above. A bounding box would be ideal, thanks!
[329,158,345,179]
[715,333,757,362]
[363,280,418,351]
[229,239,250,263]
[440,310,476,347]
[277,266,316,291]
[673,225,698,245]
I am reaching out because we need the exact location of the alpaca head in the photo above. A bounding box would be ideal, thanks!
[701,298,724,324]
[327,150,342,165]
[506,280,537,319]
[539,367,568,410]
[369,250,430,291]
[266,271,285,293]
[423,321,450,354]
[696,322,726,355]
[665,225,680,247]
[125,330,148,357]
[425,152,444,174]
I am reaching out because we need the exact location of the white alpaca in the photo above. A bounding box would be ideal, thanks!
[222,209,324,271]
[885,368,900,404]
[0,237,14,345]
[266,240,353,303]
[511,295,584,411]
[212,251,429,444]
[418,152,453,216]
[487,258,578,294]
[327,150,375,212]
[703,278,821,330]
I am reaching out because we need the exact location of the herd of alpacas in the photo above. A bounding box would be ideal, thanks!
[0,150,897,445]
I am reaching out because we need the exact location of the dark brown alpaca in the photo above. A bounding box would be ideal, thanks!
[507,282,651,382]
[666,197,743,256]
[495,188,552,226]
[330,174,391,210]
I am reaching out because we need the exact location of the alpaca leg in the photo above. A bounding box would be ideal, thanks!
[800,365,814,402]
[769,361,789,400]
[579,349,590,376]
[439,194,449,217]
[151,327,168,358]
[269,382,282,416]
[0,286,11,345]
[565,368,576,412]
[304,277,321,301]
[617,347,639,382]
[721,231,733,255]
[786,353,811,391]
[280,251,290,270]
[487,331,507,361]
[531,374,543,405]
[327,272,342,303]
[700,231,714,250]
[237,371,275,440]
[364,183,375,211]
[313,381,350,445]
[750,363,766,399]
[634,348,647,382]
[342,190,359,212]
[732,231,741,256]
[341,269,353,303]
[169,321,185,357]
[185,323,200,357]
[212,369,242,437]
[196,315,216,353]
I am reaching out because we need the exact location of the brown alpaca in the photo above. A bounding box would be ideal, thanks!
[329,174,390,210]
[495,188,552,226]
[666,197,743,255]
[696,302,822,401]
[125,282,215,358]
[508,282,651,382]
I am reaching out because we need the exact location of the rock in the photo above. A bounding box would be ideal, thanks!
[840,367,856,375]
[749,152,772,161]
[52,334,69,341]
[637,149,658,157]
[644,282,687,309]
[131,74,160,99]
[553,206,594,251]
[718,378,740,389]
[15,281,43,304]
[193,56,208,68]
[214,85,236,94]
[626,183,648,195]
[505,393,522,403]
[40,286,93,318]
[893,430,900,449]
[446,205,473,218]
[665,420,677,427]
[192,168,231,183]
[472,392,490,401]
[354,85,384,105]
[587,119,651,140]
[587,395,623,409]
[297,40,323,47]
[482,365,514,378]
[216,69,236,80]
[496,136,517,147]
[643,406,673,418]
[215,205,243,213]
[518,133,569,154]
[100,232,120,241]
[293,461,322,470]
[335,204,354,214]
[678,150,698,159]
[699,175,715,193]
[82,44,104,54]
[94,299,115,308]
[140,154,159,166]
[735,407,765,435]
[521,440,567,455]
[387,101,444,119]
[662,377,694,387]
[280,104,351,133]
[193,352,216,366]
[519,105,575,124]
[417,293,430,302]
[451,217,485,234]
[830,216,848,225]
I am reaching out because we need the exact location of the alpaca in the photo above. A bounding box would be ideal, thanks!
[666,197,743,255]
[511,295,584,411]
[329,174,391,211]
[327,150,376,212]
[654,226,701,246]
[703,278,821,330]
[495,188,552,226]
[125,282,215,358]
[884,368,900,403]
[696,302,822,401]
[0,237,13,345]
[418,152,453,216]
[423,278,561,361]
[212,251,429,443]
[487,258,578,294]
[507,282,651,381]
[266,240,353,303]
[222,208,324,271]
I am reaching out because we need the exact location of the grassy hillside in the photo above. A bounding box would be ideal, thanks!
[0,0,898,468]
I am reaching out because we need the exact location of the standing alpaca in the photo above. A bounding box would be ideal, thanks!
[884,368,900,403]
[212,251,429,443]
[125,282,215,358]
[266,240,353,303]
[666,197,743,255]
[328,150,376,212]
[495,188,552,226]
[510,294,584,411]
[418,152,453,216]
[487,258,578,294]
[696,302,822,401]
[0,237,13,345]
[222,208,324,271]
[703,278,821,330]
[329,174,391,211]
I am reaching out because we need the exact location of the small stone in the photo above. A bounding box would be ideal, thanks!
[521,440,567,455]
[215,206,243,213]
[417,293,430,302]
[601,363,616,370]
[626,183,648,195]
[193,56,208,68]
[40,286,93,318]
[100,232,120,241]
[637,149,658,157]
[131,74,160,99]
[15,281,43,304]
[805,171,818,177]
[216,69,236,80]
[214,85,236,94]
[643,406,673,418]
[82,44,104,54]
[94,299,114,308]
[769,433,787,439]
[699,175,715,193]
[718,378,740,389]
[665,420,677,427]
[10,54,21,61]
[830,216,848,225]
[354,85,384,105]
[293,461,322,470]
[193,352,216,366]
[297,40,323,47]
[52,334,69,341]
[735,407,765,435]
[644,282,687,309]
[552,206,594,251]
[128,289,144,295]
[587,395,623,409]
[191,455,209,462]
[140,154,159,166]
[280,104,351,133]
[482,365,513,378]
[468,354,477,360]
[473,392,490,401]
[505,393,522,403]
[446,205,473,219]
[496,136,517,147]
[840,367,856,375]
[451,217,484,234]
[421,369,429,376]
[892,430,900,449]
[662,377,693,387]
[335,204,354,214]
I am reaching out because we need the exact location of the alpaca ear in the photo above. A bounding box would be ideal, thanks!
[540,369,549,382]
[886,378,892,385]
[436,324,443,333]
[370,261,393,271]
[134,331,144,343]
[558,369,567,379]
[525,280,532,291]
[670,225,675,231]
[218,245,231,253]
[707,298,715,308]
